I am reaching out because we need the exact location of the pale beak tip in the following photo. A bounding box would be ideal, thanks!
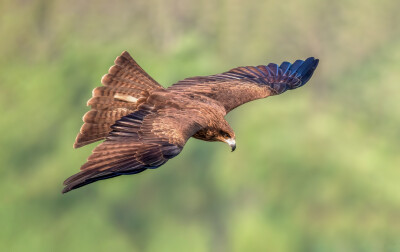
[225,138,236,152]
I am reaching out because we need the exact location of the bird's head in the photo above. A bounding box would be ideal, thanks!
[192,119,236,151]
[215,124,236,152]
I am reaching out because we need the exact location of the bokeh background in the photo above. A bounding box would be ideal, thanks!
[1,0,400,251]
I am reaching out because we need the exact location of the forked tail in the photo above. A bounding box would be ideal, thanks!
[74,51,163,148]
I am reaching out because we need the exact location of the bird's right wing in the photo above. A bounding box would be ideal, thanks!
[168,57,319,113]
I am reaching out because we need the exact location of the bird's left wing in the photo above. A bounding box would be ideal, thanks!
[168,57,319,113]
[62,103,207,193]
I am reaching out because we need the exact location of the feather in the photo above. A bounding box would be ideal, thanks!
[74,51,164,149]
[168,57,319,112]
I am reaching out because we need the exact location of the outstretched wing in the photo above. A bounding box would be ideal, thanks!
[63,102,207,193]
[168,57,319,113]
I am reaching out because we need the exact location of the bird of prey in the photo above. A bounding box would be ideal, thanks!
[62,51,319,193]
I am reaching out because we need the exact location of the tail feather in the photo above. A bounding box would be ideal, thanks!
[83,109,131,124]
[87,97,138,110]
[92,86,143,98]
[74,133,108,148]
[110,51,161,89]
[74,51,163,149]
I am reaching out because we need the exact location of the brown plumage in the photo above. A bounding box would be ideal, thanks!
[63,51,319,193]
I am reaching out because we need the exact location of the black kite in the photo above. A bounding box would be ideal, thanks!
[62,51,319,193]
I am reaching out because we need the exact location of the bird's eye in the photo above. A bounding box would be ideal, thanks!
[220,131,229,138]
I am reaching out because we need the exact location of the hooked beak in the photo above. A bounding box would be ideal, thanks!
[225,138,236,152]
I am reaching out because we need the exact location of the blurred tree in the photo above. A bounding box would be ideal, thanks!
[1,0,400,251]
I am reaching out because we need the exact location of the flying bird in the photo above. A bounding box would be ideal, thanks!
[62,51,319,193]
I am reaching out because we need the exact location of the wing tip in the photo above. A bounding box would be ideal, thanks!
[297,57,319,87]
[61,186,72,194]
[61,169,101,194]
[286,57,319,90]
[264,57,319,95]
[62,165,148,194]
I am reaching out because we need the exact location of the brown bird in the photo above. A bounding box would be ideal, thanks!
[62,51,319,193]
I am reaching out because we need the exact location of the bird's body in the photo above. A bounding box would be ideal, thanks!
[63,51,319,193]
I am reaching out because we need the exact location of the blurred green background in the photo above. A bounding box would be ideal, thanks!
[1,0,400,251]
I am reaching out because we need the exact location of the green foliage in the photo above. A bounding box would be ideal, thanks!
[1,0,400,251]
